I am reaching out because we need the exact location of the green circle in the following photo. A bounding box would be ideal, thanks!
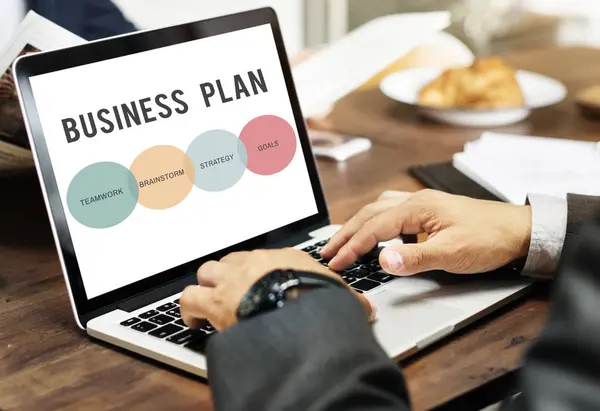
[67,162,139,229]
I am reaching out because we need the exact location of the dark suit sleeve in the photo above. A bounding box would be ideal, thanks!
[523,194,600,276]
[502,221,600,411]
[206,288,411,411]
[29,0,136,41]
[82,0,137,40]
[564,194,600,251]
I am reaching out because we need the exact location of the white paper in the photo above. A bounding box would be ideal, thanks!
[453,132,600,204]
[0,11,85,74]
[292,11,453,117]
[309,130,372,161]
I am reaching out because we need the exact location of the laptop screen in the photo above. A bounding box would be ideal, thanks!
[28,23,319,299]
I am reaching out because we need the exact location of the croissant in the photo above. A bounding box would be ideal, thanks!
[418,57,524,109]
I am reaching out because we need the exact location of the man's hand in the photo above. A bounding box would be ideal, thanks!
[180,248,375,331]
[321,189,532,276]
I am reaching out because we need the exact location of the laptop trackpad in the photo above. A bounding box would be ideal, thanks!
[370,289,466,357]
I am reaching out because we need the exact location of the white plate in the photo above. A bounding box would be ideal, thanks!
[379,68,567,127]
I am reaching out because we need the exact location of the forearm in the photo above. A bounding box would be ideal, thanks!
[207,288,411,411]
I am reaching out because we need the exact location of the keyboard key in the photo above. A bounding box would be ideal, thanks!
[358,255,377,264]
[351,279,380,292]
[302,245,317,253]
[166,307,181,318]
[139,309,159,319]
[131,321,158,332]
[149,323,183,339]
[120,317,141,327]
[368,273,395,283]
[315,239,329,247]
[185,333,213,353]
[197,320,215,332]
[156,302,177,312]
[309,250,321,259]
[148,314,174,325]
[341,275,356,285]
[367,262,382,272]
[174,299,180,304]
[175,319,187,327]
[347,268,369,279]
[167,328,206,345]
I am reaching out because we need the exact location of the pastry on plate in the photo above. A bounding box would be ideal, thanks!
[418,57,525,109]
[575,84,600,120]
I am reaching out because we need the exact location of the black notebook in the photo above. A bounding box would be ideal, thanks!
[409,162,503,202]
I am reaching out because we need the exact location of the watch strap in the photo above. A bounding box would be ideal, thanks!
[237,269,343,320]
[292,270,345,289]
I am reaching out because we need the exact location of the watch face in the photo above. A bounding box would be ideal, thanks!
[237,292,260,318]
[238,275,269,317]
[237,270,296,319]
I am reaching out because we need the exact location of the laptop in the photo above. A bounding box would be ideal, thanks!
[14,8,531,378]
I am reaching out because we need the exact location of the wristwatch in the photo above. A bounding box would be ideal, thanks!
[236,269,344,320]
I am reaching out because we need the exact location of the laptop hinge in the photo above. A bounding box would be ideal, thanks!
[117,272,196,313]
[261,225,318,249]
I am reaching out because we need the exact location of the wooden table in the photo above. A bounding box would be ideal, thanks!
[2,46,600,411]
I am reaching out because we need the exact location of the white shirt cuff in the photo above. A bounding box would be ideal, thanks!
[523,194,567,277]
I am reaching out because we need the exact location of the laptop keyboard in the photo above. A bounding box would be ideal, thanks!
[305,239,391,294]
[119,239,391,351]
[121,298,216,353]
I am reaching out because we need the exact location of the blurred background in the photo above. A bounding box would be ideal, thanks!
[112,0,600,56]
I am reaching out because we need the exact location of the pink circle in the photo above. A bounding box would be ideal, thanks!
[239,115,297,176]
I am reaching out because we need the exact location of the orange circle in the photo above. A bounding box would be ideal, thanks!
[130,145,195,210]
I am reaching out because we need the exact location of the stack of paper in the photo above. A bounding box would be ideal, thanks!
[453,132,600,204]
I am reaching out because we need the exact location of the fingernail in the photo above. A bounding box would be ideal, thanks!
[368,299,378,322]
[382,248,403,271]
